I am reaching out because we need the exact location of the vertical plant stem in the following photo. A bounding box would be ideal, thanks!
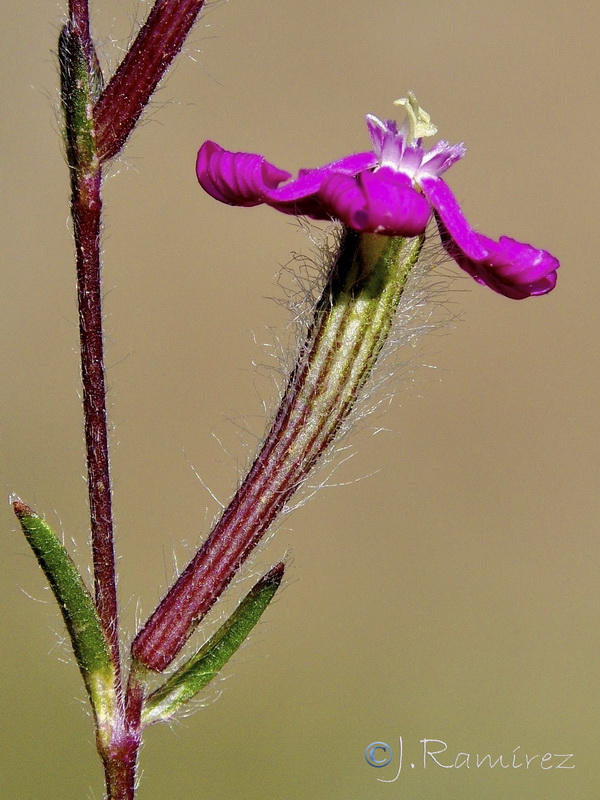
[103,757,137,800]
[99,668,144,800]
[61,8,134,793]
[61,0,120,681]
[72,165,120,676]
[101,729,139,800]
[72,149,140,800]
[69,0,91,38]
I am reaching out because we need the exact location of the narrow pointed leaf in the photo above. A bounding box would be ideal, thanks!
[13,502,116,716]
[141,563,284,725]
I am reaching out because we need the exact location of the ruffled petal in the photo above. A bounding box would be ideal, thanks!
[437,218,559,299]
[319,168,431,236]
[197,141,378,221]
[419,174,488,260]
[474,235,559,298]
[196,141,291,207]
[264,152,376,203]
[312,173,368,229]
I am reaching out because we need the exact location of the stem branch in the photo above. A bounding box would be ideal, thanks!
[94,0,207,161]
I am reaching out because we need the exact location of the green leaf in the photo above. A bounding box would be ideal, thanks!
[13,501,116,718]
[141,563,284,725]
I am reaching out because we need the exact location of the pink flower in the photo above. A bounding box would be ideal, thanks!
[196,96,558,299]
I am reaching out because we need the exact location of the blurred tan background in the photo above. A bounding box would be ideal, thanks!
[2,1,599,798]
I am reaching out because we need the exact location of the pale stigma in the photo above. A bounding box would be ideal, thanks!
[394,91,438,142]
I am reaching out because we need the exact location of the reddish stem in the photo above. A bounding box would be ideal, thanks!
[61,6,130,794]
[94,0,207,161]
[60,2,216,796]
[100,669,144,800]
[71,166,121,676]
[132,232,423,671]
[69,0,91,39]
[131,239,354,670]
[101,730,140,800]
[62,0,119,679]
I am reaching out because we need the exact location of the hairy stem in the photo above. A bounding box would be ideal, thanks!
[59,10,135,795]
[60,7,120,679]
[94,0,207,161]
[133,230,424,671]
[98,666,144,800]
[71,166,121,673]
[69,0,91,39]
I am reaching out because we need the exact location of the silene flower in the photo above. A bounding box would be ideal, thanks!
[197,93,558,300]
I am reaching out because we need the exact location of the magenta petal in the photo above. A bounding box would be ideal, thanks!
[316,173,371,230]
[264,152,377,203]
[320,168,430,236]
[196,141,291,207]
[419,175,488,261]
[473,235,559,298]
[420,140,466,176]
[196,142,378,221]
[366,115,396,156]
[488,236,559,282]
[438,220,559,299]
